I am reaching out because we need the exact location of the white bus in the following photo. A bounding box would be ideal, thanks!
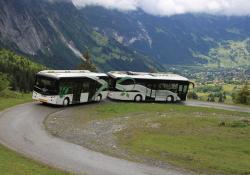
[108,71,193,102]
[33,70,108,106]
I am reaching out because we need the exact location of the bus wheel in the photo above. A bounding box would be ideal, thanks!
[134,95,142,102]
[63,98,70,106]
[166,95,174,103]
[96,94,102,102]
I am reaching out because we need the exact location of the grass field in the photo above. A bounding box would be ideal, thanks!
[0,92,72,175]
[54,102,250,175]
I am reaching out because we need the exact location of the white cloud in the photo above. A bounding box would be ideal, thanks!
[72,0,250,16]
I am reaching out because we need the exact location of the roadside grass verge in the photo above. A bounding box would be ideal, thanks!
[56,102,250,175]
[0,91,72,175]
[0,145,72,175]
[0,92,31,111]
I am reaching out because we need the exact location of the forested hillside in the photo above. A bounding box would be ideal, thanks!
[0,49,46,92]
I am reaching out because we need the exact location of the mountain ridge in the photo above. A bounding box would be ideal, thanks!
[0,0,250,70]
[0,0,161,71]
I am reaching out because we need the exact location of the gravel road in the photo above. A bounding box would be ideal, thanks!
[0,103,188,175]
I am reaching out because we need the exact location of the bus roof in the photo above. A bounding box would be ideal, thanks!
[108,71,189,81]
[37,70,107,79]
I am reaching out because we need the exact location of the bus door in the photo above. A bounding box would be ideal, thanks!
[178,84,189,101]
[88,79,98,101]
[155,83,168,101]
[146,83,156,101]
[72,80,82,103]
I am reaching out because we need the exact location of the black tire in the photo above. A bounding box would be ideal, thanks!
[166,95,174,103]
[134,95,142,102]
[63,98,70,106]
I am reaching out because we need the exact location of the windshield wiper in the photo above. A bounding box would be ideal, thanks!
[34,85,42,90]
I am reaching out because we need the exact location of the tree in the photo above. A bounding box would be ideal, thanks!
[78,51,97,72]
[233,83,250,104]
[218,92,224,103]
[0,73,9,92]
[207,93,215,102]
[218,91,227,103]
[0,49,45,92]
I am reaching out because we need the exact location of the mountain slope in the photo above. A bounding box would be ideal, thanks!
[80,6,250,67]
[0,0,161,71]
[1,1,250,70]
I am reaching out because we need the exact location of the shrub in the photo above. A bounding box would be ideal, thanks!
[187,91,198,99]
[0,73,9,92]
[232,83,250,105]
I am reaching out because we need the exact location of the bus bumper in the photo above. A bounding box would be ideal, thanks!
[32,91,58,104]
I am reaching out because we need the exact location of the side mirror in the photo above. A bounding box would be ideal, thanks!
[189,81,195,88]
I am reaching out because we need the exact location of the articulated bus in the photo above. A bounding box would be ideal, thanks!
[33,70,108,106]
[107,71,194,102]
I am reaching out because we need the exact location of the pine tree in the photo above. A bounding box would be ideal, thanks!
[78,51,97,72]
[0,73,9,92]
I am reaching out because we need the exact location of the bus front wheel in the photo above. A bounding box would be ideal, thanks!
[63,98,70,106]
[134,95,142,102]
[166,95,174,103]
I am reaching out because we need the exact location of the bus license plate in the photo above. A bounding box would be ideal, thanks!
[39,99,47,103]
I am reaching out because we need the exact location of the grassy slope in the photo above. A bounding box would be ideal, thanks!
[70,103,250,175]
[195,39,250,68]
[0,93,72,175]
[0,93,31,111]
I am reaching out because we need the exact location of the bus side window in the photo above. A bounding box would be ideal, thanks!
[178,85,183,92]
[170,83,178,93]
[158,83,166,90]
[183,85,188,93]
[60,79,73,94]
[120,79,134,85]
[82,79,90,93]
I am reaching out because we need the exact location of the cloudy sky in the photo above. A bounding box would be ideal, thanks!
[72,0,250,16]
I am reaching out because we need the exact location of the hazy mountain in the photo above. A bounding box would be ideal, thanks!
[0,0,250,71]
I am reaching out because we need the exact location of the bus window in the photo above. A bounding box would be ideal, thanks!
[35,76,58,95]
[59,79,73,94]
[183,85,188,93]
[157,83,164,90]
[119,79,135,85]
[82,80,90,93]
[108,77,116,91]
[178,85,183,92]
[170,83,178,93]
[158,83,178,92]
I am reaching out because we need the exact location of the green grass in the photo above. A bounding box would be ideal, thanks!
[72,103,250,175]
[0,93,31,111]
[0,145,71,175]
[0,91,72,175]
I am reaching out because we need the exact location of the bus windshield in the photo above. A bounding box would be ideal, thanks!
[34,76,58,95]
